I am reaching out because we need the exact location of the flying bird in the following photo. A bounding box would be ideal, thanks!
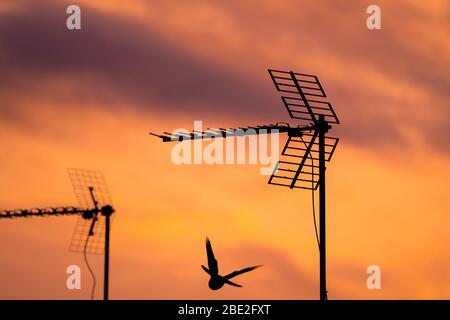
[201,237,262,290]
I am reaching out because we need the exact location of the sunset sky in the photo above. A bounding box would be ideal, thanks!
[0,0,449,299]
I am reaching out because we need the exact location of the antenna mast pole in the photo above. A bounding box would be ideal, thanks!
[101,204,114,301]
[318,114,328,301]
[104,211,110,300]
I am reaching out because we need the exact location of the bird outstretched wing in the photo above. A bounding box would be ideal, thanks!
[206,237,219,275]
[224,265,262,280]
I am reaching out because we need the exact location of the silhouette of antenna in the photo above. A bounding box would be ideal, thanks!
[0,168,115,300]
[150,69,339,300]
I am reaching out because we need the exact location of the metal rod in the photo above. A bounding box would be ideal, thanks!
[290,130,319,189]
[318,114,327,301]
[104,212,110,301]
[88,187,99,236]
[289,71,317,124]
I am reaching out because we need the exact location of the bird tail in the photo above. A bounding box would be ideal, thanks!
[225,279,242,287]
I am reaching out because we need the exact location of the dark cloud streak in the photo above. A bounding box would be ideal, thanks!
[0,1,280,120]
[0,0,448,153]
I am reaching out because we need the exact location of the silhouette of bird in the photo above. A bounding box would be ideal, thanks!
[201,237,262,290]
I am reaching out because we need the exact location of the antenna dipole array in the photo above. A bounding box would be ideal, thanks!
[68,168,113,255]
[269,132,339,190]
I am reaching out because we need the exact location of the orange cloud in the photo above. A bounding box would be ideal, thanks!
[0,0,449,299]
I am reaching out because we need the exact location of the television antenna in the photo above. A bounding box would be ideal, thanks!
[0,168,115,300]
[149,69,339,300]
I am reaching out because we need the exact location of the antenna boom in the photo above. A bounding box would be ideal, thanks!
[0,207,93,219]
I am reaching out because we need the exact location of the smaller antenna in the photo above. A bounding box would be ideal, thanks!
[67,168,114,300]
[0,168,116,301]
